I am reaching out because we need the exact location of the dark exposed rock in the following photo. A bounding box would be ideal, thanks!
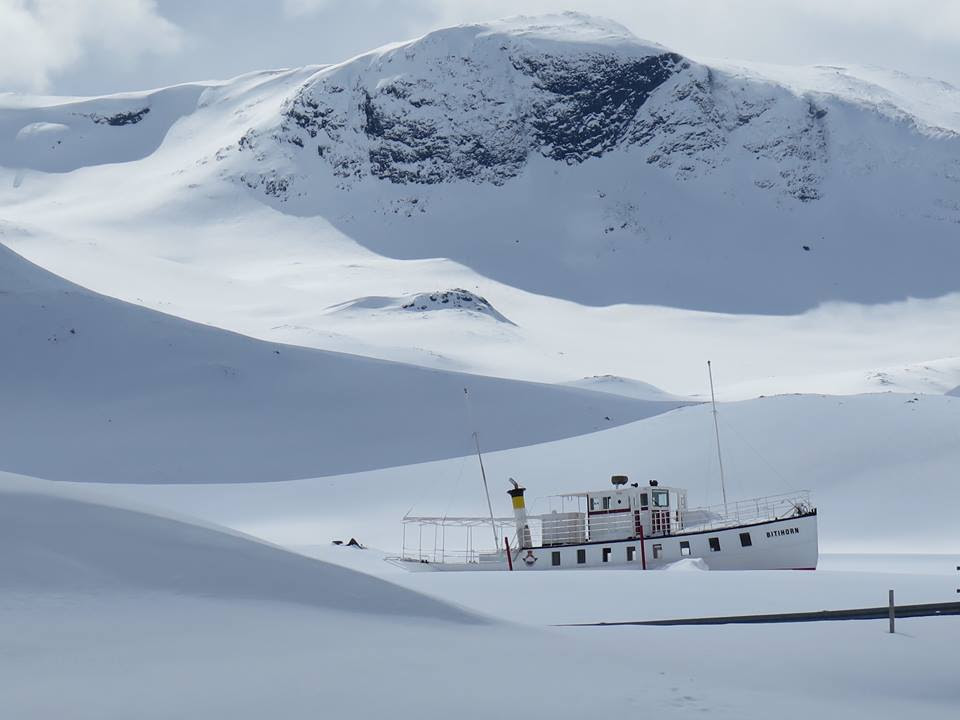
[515,52,685,163]
[88,108,151,126]
[271,49,688,186]
[239,29,830,203]
[398,289,514,324]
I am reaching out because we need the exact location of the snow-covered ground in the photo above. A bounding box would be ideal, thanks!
[97,392,960,555]
[0,241,685,483]
[3,472,958,719]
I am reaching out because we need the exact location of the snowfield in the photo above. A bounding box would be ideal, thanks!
[99,391,960,555]
[1,10,960,719]
[0,241,685,483]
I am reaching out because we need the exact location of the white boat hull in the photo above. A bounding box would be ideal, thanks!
[397,512,818,572]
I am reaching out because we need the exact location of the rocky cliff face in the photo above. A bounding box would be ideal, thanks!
[279,48,686,185]
[232,13,830,202]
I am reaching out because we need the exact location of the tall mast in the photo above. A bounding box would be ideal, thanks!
[463,388,499,549]
[707,361,728,513]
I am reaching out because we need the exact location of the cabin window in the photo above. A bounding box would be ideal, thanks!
[640,493,649,509]
[652,543,662,559]
[653,490,669,508]
[577,549,586,564]
[602,547,611,563]
[589,498,598,511]
[680,541,691,556]
[552,551,561,566]
[739,532,753,547]
[626,546,636,562]
[709,537,721,552]
[602,497,611,510]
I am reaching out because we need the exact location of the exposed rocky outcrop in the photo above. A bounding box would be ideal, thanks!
[229,14,830,203]
[328,289,514,324]
[88,108,151,126]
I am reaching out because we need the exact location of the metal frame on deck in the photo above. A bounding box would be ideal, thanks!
[401,515,517,564]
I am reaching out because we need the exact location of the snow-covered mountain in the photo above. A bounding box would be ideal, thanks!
[0,13,960,720]
[4,14,960,720]
[0,11,958,442]
[2,12,960,318]
[241,13,826,197]
[227,13,959,312]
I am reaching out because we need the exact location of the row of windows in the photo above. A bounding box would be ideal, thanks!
[551,545,640,566]
[661,531,752,557]
[587,490,670,512]
[548,531,754,566]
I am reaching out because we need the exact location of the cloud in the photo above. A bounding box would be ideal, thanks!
[0,0,183,92]
[277,1,960,87]
[8,0,959,96]
[282,0,332,15]
[412,1,960,84]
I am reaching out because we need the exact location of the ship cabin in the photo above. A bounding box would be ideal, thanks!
[539,476,687,549]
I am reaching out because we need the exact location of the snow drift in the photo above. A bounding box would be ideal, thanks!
[0,471,477,621]
[0,83,209,173]
[0,470,771,720]
[0,242,685,483]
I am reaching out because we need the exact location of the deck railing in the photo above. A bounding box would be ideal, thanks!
[678,491,812,533]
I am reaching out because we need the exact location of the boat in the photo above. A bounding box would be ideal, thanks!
[394,363,818,572]
[399,480,817,571]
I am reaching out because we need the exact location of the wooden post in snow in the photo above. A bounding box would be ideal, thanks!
[888,590,895,634]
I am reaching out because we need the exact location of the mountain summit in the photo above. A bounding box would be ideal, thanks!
[237,12,829,202]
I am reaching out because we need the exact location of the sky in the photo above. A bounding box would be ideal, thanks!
[1,0,959,96]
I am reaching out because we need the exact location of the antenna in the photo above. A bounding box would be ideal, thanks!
[707,361,728,513]
[463,387,499,549]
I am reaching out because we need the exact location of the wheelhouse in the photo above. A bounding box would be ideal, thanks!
[542,477,688,546]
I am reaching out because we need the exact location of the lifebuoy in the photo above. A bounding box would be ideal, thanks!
[523,550,537,566]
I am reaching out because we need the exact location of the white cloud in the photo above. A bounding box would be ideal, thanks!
[282,0,332,16]
[0,0,183,92]
[278,0,960,86]
[7,0,959,95]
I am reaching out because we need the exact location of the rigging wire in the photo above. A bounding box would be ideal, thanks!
[402,428,473,521]
[463,387,500,549]
[721,413,793,494]
[707,361,729,513]
[439,452,470,519]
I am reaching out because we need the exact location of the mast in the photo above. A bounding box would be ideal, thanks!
[463,388,499,549]
[707,361,729,513]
